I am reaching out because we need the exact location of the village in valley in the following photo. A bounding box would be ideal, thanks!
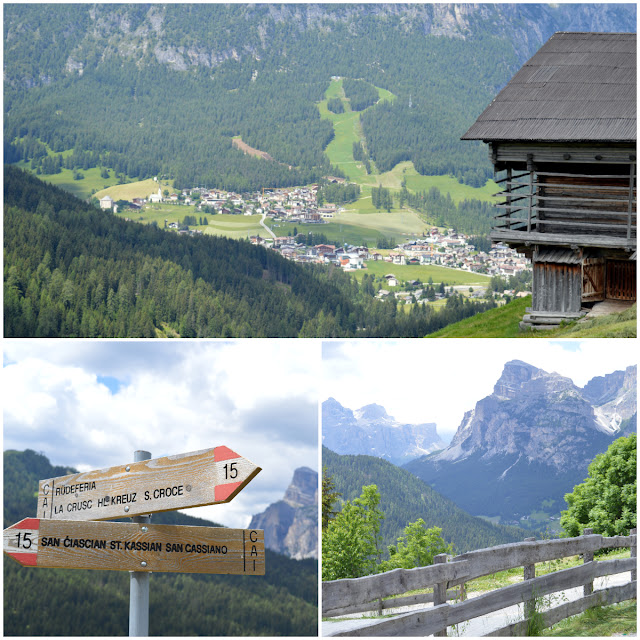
[103,179,531,302]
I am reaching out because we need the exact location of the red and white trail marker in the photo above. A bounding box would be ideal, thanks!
[36,446,261,522]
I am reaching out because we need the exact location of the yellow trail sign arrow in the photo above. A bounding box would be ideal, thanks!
[4,518,265,575]
[37,447,261,522]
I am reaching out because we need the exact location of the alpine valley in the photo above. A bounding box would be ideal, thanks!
[323,361,637,531]
[3,4,637,338]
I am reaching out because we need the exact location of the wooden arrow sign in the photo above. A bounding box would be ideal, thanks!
[36,447,261,522]
[4,518,265,575]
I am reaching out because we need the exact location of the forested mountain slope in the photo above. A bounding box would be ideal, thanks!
[3,450,317,636]
[3,166,498,338]
[322,446,526,557]
[2,166,358,337]
[4,4,635,190]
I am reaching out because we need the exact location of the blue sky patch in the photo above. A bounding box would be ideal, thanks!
[97,375,126,394]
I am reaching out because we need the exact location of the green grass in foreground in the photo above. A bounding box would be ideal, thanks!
[543,600,636,636]
[537,304,637,338]
[428,298,637,338]
[428,296,530,337]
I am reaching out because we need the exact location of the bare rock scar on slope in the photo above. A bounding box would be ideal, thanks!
[232,137,276,162]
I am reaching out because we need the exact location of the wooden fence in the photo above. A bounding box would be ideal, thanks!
[323,529,637,636]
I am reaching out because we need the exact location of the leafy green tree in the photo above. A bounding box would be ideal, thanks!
[561,434,636,537]
[322,484,384,580]
[379,520,452,571]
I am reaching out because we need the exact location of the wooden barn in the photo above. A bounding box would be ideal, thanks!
[462,32,636,328]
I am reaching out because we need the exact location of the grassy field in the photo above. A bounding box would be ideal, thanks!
[319,78,395,184]
[402,165,498,204]
[429,297,637,338]
[12,162,121,199]
[95,178,174,201]
[115,205,265,239]
[319,79,497,208]
[537,304,637,338]
[267,208,429,245]
[352,261,490,286]
[543,600,636,636]
[334,209,429,236]
[428,296,531,337]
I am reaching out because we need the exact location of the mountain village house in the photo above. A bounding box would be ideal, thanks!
[463,31,636,328]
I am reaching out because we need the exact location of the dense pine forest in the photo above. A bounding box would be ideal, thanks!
[322,447,526,557]
[5,4,634,191]
[3,450,317,637]
[3,167,497,338]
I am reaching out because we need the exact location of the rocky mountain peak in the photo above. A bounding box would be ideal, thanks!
[323,398,445,465]
[354,403,390,422]
[249,467,318,560]
[283,466,318,508]
[493,360,576,400]
[492,360,541,397]
[404,362,636,522]
[582,365,637,406]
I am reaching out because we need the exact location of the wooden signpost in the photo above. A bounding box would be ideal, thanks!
[36,446,261,522]
[6,446,266,636]
[3,518,265,575]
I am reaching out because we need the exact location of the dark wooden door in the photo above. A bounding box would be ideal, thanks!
[606,260,636,301]
[582,258,605,302]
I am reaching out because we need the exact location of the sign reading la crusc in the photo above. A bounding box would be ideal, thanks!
[36,446,261,521]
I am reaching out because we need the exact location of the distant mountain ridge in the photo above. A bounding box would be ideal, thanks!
[249,467,318,560]
[323,447,526,557]
[404,361,637,521]
[323,398,445,465]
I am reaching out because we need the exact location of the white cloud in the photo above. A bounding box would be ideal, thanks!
[3,340,319,529]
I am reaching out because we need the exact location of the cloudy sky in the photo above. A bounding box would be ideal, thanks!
[323,339,636,441]
[3,340,320,529]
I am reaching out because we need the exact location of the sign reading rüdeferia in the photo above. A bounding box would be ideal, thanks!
[3,446,264,634]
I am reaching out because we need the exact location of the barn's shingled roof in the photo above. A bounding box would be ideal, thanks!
[462,32,636,142]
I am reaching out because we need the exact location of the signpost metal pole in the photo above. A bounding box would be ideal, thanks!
[129,450,151,637]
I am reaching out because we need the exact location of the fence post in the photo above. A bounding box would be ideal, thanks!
[433,553,448,637]
[523,537,536,621]
[582,528,594,597]
[631,528,637,582]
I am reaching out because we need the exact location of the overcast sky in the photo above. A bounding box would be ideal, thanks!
[3,340,320,529]
[322,339,636,442]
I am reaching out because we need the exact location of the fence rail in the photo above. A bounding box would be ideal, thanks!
[322,530,636,637]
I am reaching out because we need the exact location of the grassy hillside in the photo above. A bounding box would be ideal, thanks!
[4,449,317,636]
[323,447,526,557]
[428,297,637,338]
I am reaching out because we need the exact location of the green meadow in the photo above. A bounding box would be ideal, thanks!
[95,178,173,201]
[319,79,497,206]
[352,261,490,286]
[115,205,265,240]
[13,162,119,200]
